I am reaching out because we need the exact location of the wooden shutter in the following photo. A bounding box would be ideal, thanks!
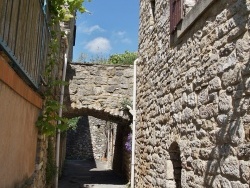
[170,0,183,33]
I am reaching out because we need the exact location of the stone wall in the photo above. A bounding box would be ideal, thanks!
[66,116,114,160]
[136,0,250,187]
[64,63,134,122]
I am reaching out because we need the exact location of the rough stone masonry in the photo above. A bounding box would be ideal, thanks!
[64,63,134,122]
[136,0,250,187]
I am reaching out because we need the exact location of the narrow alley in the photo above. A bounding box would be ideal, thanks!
[59,160,127,188]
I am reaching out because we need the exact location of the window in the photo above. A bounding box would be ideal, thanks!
[169,142,182,188]
[170,0,183,33]
[170,0,215,37]
[150,0,156,24]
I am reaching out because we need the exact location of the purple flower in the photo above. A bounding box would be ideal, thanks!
[125,133,132,152]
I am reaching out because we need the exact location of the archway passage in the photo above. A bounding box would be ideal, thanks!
[59,115,131,188]
[169,142,182,188]
[59,63,134,187]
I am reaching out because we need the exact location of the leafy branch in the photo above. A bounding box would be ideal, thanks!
[36,0,89,136]
[49,0,91,22]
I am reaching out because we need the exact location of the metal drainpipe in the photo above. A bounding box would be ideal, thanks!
[55,33,69,188]
[131,58,138,188]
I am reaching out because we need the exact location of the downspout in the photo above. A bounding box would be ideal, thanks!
[55,33,69,188]
[131,58,138,188]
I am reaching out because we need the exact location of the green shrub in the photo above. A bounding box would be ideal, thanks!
[108,51,137,65]
[77,51,137,65]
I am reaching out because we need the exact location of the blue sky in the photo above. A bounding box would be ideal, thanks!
[73,0,139,62]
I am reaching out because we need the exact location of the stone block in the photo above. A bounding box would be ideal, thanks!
[218,90,232,112]
[216,114,228,126]
[199,149,211,160]
[209,77,222,92]
[182,107,193,122]
[187,92,197,108]
[220,156,240,178]
[198,88,209,106]
[236,39,250,62]
[199,104,214,119]
[165,180,176,188]
[239,160,250,183]
[165,160,174,180]
[221,64,242,87]
[230,181,249,188]
[207,160,220,175]
[229,120,245,146]
[212,175,232,188]
[237,144,250,158]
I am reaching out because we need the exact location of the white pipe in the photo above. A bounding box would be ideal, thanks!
[131,58,138,188]
[55,35,69,188]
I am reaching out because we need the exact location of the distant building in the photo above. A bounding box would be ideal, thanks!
[136,0,250,187]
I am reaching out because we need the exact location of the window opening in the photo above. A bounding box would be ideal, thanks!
[170,0,183,33]
[169,142,182,188]
[150,0,156,22]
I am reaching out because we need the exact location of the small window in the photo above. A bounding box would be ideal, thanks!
[169,142,182,188]
[150,0,156,25]
[170,0,215,37]
[170,0,183,33]
[150,0,156,20]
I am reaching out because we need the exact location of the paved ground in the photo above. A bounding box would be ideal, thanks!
[59,160,128,188]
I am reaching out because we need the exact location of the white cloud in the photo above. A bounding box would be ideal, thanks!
[121,38,132,44]
[85,37,111,54]
[113,31,132,44]
[117,31,126,37]
[78,22,105,34]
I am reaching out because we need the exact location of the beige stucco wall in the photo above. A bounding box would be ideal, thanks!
[0,80,39,188]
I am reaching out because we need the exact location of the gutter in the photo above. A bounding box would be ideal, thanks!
[55,33,69,188]
[131,58,138,188]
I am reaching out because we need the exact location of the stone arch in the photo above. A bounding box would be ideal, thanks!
[64,63,134,123]
[62,63,134,180]
[168,142,182,188]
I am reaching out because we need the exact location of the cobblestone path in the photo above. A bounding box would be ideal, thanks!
[59,160,127,188]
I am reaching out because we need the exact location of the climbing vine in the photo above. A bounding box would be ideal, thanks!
[45,138,57,185]
[36,0,89,136]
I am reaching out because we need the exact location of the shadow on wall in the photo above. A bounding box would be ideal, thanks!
[66,116,95,161]
[112,123,131,180]
[202,1,250,187]
[167,0,250,187]
[59,160,127,187]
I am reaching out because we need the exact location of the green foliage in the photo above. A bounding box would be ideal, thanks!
[77,51,137,65]
[120,98,132,110]
[108,51,137,65]
[46,138,57,185]
[36,36,69,136]
[68,117,80,130]
[49,0,90,22]
[36,0,89,136]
